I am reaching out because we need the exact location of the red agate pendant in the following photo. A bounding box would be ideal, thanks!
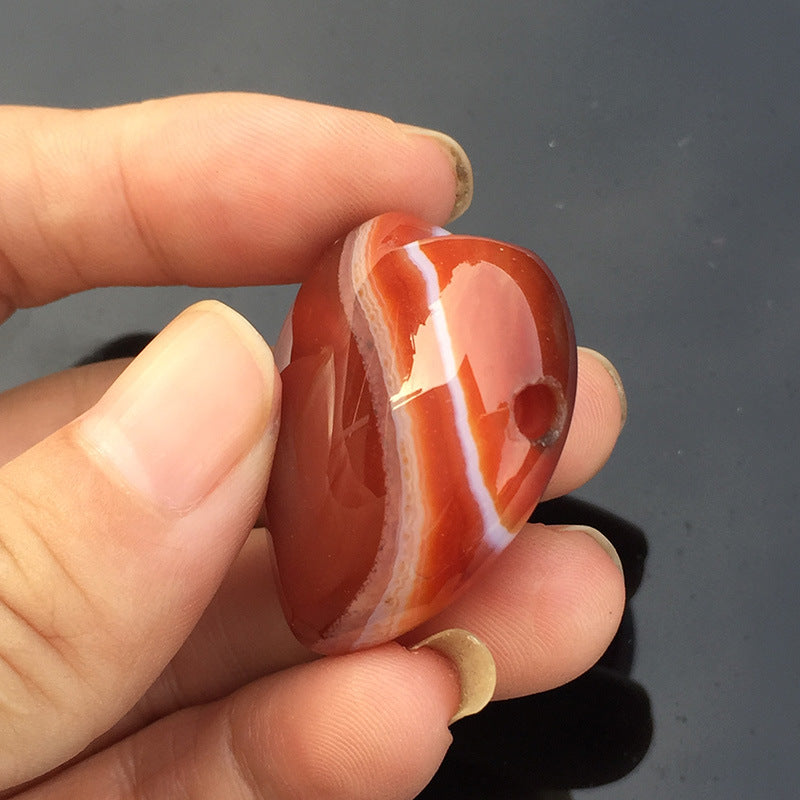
[265,212,576,654]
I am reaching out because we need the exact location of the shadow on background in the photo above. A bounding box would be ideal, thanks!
[78,338,653,800]
[420,497,652,799]
[74,333,157,366]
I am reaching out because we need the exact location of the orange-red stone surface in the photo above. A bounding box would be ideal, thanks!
[266,213,576,653]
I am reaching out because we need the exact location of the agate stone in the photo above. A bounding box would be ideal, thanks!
[266,212,576,654]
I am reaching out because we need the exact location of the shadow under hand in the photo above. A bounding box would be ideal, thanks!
[419,497,652,799]
[73,332,156,366]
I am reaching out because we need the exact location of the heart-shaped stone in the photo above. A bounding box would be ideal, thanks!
[266,213,576,654]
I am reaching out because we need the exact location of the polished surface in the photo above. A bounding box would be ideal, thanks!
[266,213,575,653]
[1,2,798,797]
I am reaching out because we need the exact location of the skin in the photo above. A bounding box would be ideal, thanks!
[0,94,626,799]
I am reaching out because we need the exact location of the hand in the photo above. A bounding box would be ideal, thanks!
[0,94,626,799]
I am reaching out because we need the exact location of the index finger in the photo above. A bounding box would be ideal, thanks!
[0,93,469,318]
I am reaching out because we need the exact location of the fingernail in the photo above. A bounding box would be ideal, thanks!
[79,300,276,512]
[410,628,496,724]
[562,525,624,575]
[583,348,627,428]
[399,124,473,222]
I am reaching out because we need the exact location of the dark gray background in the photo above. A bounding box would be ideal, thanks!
[1,2,798,798]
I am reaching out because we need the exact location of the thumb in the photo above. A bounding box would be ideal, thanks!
[0,300,279,789]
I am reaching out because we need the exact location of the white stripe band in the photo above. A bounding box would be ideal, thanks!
[403,242,512,551]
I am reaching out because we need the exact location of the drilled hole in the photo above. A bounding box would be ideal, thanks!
[512,379,564,446]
